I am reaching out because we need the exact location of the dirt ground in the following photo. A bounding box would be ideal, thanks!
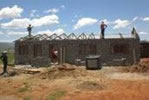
[0,63,149,100]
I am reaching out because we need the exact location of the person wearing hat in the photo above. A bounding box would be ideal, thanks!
[0,51,8,75]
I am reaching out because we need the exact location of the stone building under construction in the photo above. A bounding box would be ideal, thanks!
[15,29,140,67]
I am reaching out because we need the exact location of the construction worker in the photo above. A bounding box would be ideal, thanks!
[100,21,107,39]
[51,48,58,64]
[27,24,33,37]
[0,51,8,75]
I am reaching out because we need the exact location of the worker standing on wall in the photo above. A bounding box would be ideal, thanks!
[27,24,33,37]
[100,21,107,39]
[0,51,8,75]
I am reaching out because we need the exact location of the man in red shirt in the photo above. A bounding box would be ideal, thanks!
[51,48,58,64]
[100,21,107,39]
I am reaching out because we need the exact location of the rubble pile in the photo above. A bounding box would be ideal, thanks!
[39,64,87,79]
[124,60,149,73]
[76,81,105,90]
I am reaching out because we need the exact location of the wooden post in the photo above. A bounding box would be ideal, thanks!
[133,48,136,64]
[62,47,66,63]
[59,47,63,64]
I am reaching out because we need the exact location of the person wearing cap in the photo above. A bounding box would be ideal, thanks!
[0,51,8,75]
[100,21,107,39]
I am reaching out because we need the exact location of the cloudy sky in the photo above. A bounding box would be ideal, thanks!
[0,0,149,42]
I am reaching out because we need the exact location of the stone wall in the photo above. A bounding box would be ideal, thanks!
[15,38,140,67]
[140,42,149,58]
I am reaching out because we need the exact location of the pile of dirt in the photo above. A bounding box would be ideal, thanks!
[39,64,87,79]
[140,58,149,62]
[76,81,105,90]
[8,71,19,76]
[123,61,149,73]
[0,71,18,77]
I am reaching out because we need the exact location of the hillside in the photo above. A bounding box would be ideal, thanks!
[0,42,14,52]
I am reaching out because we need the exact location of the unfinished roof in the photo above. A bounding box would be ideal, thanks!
[16,33,133,42]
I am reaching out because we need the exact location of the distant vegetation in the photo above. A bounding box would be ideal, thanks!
[0,52,14,65]
[0,42,14,65]
[0,42,14,52]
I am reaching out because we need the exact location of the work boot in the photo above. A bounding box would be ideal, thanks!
[0,72,4,75]
[3,72,8,77]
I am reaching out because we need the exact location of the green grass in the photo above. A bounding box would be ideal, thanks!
[0,51,14,66]
[18,84,30,93]
[18,86,29,92]
[23,96,32,100]
[47,90,67,100]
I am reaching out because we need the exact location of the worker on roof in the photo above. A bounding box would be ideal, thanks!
[27,24,33,37]
[100,21,107,39]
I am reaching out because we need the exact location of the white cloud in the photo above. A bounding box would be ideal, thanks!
[143,17,149,22]
[30,10,38,17]
[44,8,59,13]
[0,5,23,19]
[37,28,65,35]
[113,19,130,29]
[74,18,98,30]
[31,15,59,27]
[7,31,27,35]
[139,31,149,35]
[1,14,59,29]
[53,28,65,34]
[132,17,138,22]
[1,18,30,29]
[37,30,51,34]
[6,28,64,36]
[99,19,110,25]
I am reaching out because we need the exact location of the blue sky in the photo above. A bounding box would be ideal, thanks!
[0,0,149,42]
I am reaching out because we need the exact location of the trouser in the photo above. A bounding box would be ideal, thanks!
[3,62,8,73]
[101,29,105,39]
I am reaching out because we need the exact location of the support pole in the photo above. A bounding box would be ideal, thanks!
[133,48,136,65]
